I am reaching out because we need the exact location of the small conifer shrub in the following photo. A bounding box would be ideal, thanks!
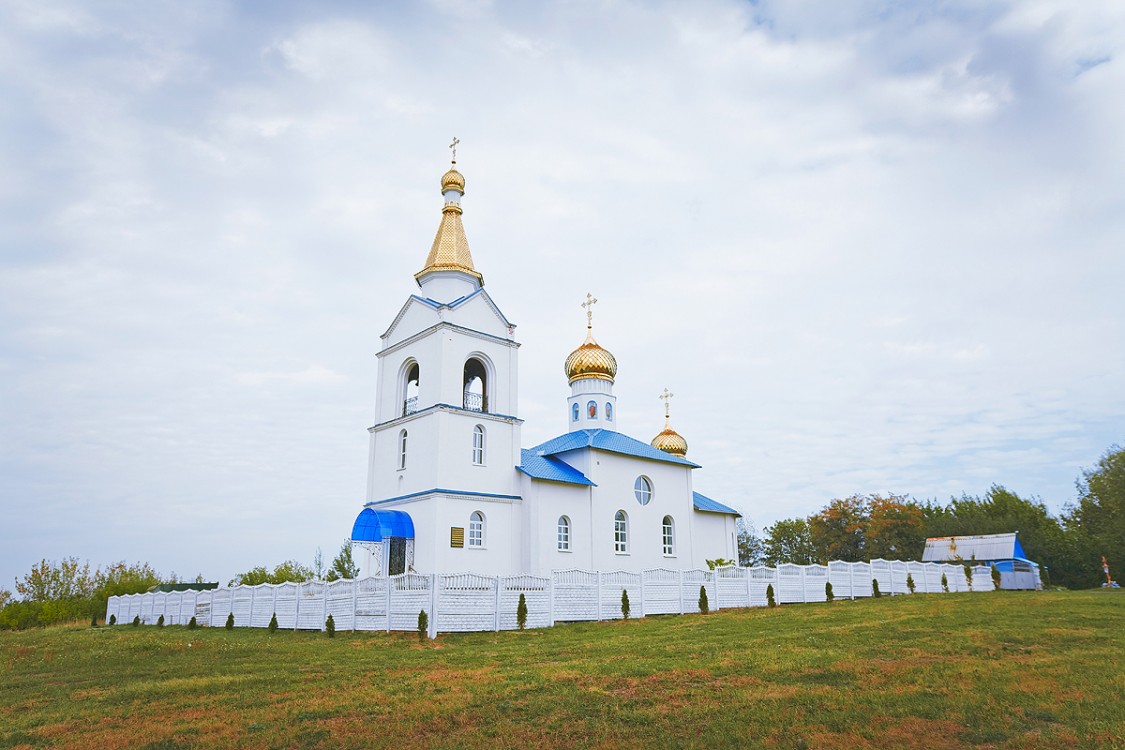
[872,579,881,598]
[698,585,710,615]
[157,614,164,628]
[417,609,428,641]
[991,564,1002,591]
[325,614,335,638]
[225,612,235,630]
[964,563,973,591]
[132,615,140,627]
[517,593,528,630]
[620,589,630,620]
[906,574,916,594]
[188,616,197,630]
[941,573,949,593]
[825,581,834,602]
[268,613,278,633]
[109,614,116,626]
[766,583,776,608]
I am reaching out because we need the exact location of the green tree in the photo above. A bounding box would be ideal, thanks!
[808,496,869,562]
[325,542,361,582]
[229,560,314,587]
[698,585,709,615]
[1069,445,1125,583]
[518,593,529,629]
[763,518,816,565]
[620,590,630,621]
[865,495,925,560]
[325,614,335,638]
[268,613,278,633]
[737,519,765,567]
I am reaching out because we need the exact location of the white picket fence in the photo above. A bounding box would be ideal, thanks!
[106,560,993,638]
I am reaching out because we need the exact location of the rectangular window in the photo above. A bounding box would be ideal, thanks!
[450,527,465,548]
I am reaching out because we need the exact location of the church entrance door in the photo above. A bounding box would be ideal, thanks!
[388,537,407,576]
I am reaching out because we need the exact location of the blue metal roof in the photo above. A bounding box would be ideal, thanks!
[517,449,595,486]
[692,491,740,516]
[350,508,415,542]
[529,429,701,468]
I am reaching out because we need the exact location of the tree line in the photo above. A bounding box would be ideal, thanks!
[737,444,1124,589]
[1,542,360,630]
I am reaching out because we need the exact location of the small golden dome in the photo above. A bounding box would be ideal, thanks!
[441,167,465,193]
[564,329,617,384]
[651,420,688,458]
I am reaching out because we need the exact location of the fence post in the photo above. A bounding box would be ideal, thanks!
[746,568,753,607]
[351,578,358,631]
[385,577,392,633]
[596,572,603,621]
[494,576,502,632]
[678,570,685,614]
[637,574,645,618]
[294,582,301,631]
[800,567,808,603]
[428,573,438,639]
[248,586,256,628]
[850,564,855,600]
[548,574,556,627]
[712,570,721,611]
[321,582,329,631]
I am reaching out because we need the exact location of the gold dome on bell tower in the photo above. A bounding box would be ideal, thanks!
[564,293,618,384]
[651,388,688,458]
[416,137,482,285]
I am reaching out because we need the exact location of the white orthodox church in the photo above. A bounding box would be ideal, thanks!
[349,155,740,578]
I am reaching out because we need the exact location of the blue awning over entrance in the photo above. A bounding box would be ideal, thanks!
[351,508,415,542]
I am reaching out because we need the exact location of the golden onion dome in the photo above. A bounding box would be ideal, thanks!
[441,167,466,193]
[564,329,618,384]
[651,420,688,458]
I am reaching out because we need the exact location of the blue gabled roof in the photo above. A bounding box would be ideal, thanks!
[516,449,595,486]
[529,429,701,468]
[693,491,740,516]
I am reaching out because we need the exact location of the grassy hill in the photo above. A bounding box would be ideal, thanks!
[2,590,1123,749]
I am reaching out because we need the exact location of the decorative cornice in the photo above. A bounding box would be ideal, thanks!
[365,488,522,508]
[369,403,524,433]
[379,320,520,358]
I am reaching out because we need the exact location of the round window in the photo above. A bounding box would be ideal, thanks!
[634,476,652,505]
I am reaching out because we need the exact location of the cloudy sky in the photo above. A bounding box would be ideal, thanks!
[2,0,1123,588]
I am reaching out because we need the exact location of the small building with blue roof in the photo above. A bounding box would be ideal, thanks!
[348,157,740,577]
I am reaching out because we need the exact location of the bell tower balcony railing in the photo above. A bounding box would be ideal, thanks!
[463,391,485,412]
[403,396,418,416]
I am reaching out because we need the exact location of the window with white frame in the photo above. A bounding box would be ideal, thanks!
[662,515,675,556]
[557,516,571,551]
[572,403,579,422]
[398,429,408,470]
[472,425,485,465]
[469,511,485,547]
[634,476,652,506]
[614,510,628,553]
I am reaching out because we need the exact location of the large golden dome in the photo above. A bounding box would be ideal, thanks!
[564,330,617,384]
[651,420,688,457]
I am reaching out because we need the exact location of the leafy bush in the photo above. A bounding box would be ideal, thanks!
[156,614,164,628]
[872,579,881,598]
[941,573,949,593]
[225,612,234,630]
[132,615,140,627]
[766,583,776,608]
[698,585,709,615]
[517,593,528,630]
[991,565,1002,591]
[620,590,630,620]
[825,582,834,602]
[188,616,197,630]
[325,614,335,638]
[268,613,278,633]
[906,574,916,594]
[417,609,428,641]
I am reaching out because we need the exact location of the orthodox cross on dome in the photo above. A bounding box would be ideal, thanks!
[659,388,674,418]
[449,136,460,164]
[581,293,598,329]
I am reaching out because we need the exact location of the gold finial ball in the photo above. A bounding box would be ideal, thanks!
[441,167,465,193]
[651,427,688,458]
[564,333,618,384]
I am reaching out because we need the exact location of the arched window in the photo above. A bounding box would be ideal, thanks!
[606,402,613,421]
[403,362,420,416]
[471,425,485,465]
[572,403,579,422]
[634,476,653,506]
[662,516,675,556]
[469,511,485,547]
[587,401,597,419]
[398,429,408,469]
[463,358,488,412]
[614,510,628,553]
[557,516,571,551]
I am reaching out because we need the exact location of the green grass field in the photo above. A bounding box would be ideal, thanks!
[2,590,1123,750]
